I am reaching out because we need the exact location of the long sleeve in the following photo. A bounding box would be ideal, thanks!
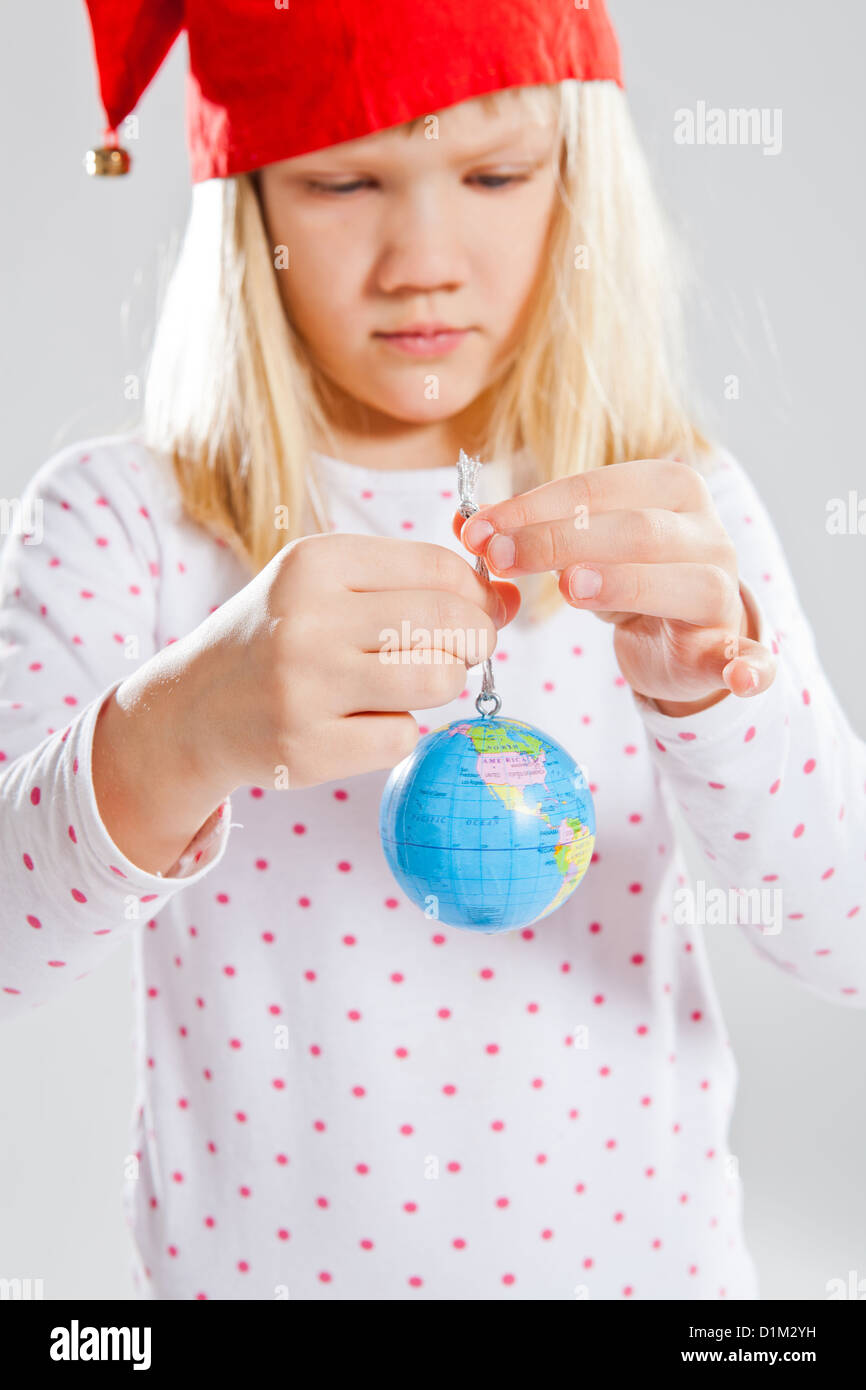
[631,445,866,1007]
[0,442,232,1019]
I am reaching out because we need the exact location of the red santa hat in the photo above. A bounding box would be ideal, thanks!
[82,0,624,180]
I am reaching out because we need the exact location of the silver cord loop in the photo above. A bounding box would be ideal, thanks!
[456,448,503,720]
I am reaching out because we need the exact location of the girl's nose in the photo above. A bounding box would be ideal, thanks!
[375,193,470,295]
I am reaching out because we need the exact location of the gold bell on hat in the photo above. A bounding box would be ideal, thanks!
[84,127,131,177]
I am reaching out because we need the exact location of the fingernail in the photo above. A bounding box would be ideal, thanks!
[569,567,602,599]
[494,596,508,628]
[487,534,515,571]
[463,518,494,550]
[745,664,760,691]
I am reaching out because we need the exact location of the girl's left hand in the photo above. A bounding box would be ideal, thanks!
[453,458,778,717]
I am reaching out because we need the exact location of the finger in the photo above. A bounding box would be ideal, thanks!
[484,577,522,627]
[460,507,702,576]
[559,561,742,627]
[721,636,778,697]
[308,533,510,629]
[350,589,500,667]
[455,458,710,553]
[349,648,469,713]
[313,712,420,781]
[654,626,778,695]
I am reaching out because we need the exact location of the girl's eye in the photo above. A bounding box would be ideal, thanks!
[468,173,528,189]
[305,173,529,194]
[306,179,372,194]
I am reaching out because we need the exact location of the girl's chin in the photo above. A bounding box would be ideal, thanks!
[360,385,484,426]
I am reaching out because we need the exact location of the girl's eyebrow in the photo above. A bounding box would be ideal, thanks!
[446,130,556,161]
[292,124,555,173]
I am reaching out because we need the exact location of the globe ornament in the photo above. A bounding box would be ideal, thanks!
[380,713,596,933]
[378,451,596,934]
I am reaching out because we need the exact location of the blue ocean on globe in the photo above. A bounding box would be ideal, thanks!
[379,714,596,933]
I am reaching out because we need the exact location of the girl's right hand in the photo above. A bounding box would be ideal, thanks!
[173,533,521,792]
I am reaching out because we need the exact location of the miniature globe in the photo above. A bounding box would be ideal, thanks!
[379,714,596,933]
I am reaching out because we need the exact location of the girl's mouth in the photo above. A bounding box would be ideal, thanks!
[373,327,472,357]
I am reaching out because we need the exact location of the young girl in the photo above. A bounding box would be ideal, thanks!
[1,0,863,1301]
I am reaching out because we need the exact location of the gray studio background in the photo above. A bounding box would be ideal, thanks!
[1,1,864,1300]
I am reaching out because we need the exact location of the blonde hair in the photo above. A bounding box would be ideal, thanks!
[143,80,711,619]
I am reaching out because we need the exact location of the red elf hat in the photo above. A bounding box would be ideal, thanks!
[83,0,624,181]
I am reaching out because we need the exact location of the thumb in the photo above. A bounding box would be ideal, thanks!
[489,579,522,627]
[721,635,778,698]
